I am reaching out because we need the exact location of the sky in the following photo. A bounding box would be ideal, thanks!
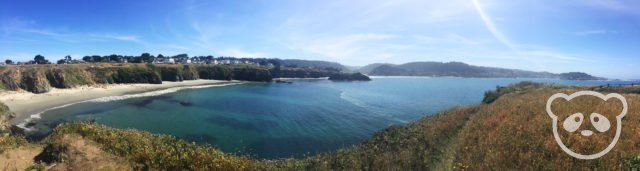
[0,0,639,79]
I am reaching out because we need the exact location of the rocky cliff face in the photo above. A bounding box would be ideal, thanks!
[46,68,94,88]
[0,64,276,94]
[0,102,15,136]
[232,67,273,82]
[271,67,338,78]
[196,65,233,80]
[19,68,51,94]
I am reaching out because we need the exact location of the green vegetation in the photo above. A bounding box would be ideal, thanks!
[481,81,571,103]
[49,123,260,170]
[0,135,28,153]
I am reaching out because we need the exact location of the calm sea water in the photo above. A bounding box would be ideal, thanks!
[24,77,634,158]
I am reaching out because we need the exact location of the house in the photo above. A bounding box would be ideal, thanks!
[154,58,175,64]
[166,58,175,64]
[181,59,191,64]
[71,60,86,64]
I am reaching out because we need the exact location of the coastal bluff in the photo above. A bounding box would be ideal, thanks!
[0,64,340,94]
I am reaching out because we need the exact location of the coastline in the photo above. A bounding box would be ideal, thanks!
[273,77,328,80]
[0,79,241,125]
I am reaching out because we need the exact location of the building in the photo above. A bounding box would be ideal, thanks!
[154,58,175,64]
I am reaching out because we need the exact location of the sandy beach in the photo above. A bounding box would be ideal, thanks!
[0,79,241,124]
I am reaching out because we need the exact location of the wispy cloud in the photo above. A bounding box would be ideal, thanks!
[413,33,480,45]
[1,18,145,44]
[89,33,144,43]
[472,0,517,51]
[572,30,618,36]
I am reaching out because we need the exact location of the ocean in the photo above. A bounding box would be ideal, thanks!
[21,77,634,158]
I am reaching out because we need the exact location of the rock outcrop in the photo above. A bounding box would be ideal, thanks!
[0,102,15,136]
[328,72,371,81]
[20,68,51,94]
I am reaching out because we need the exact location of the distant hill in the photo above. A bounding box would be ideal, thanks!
[364,61,604,80]
[357,63,391,74]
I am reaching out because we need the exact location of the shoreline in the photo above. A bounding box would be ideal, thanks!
[0,79,242,125]
[273,77,328,80]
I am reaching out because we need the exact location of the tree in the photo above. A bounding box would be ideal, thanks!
[57,59,66,64]
[65,55,72,61]
[82,56,92,62]
[34,55,49,64]
[91,55,103,63]
[140,53,155,63]
[4,59,13,64]
[108,54,120,62]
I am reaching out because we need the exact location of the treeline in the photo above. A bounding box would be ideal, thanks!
[0,64,340,94]
[3,54,347,72]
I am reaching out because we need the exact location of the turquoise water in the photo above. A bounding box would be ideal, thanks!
[24,77,634,158]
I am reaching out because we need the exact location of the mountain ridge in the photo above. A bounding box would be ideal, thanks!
[359,61,604,80]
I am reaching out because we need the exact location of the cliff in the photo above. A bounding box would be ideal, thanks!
[0,64,274,94]
[0,103,15,136]
[270,67,339,78]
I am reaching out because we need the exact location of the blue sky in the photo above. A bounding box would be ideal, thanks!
[0,0,638,79]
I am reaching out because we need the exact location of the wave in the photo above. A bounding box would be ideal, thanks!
[17,82,244,131]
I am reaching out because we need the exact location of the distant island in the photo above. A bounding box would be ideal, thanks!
[357,61,604,80]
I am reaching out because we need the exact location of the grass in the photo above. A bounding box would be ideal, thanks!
[0,135,29,153]
[455,84,640,170]
[49,123,260,170]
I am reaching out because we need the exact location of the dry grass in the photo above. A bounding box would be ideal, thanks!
[453,87,640,170]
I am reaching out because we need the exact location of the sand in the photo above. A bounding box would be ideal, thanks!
[0,79,240,124]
